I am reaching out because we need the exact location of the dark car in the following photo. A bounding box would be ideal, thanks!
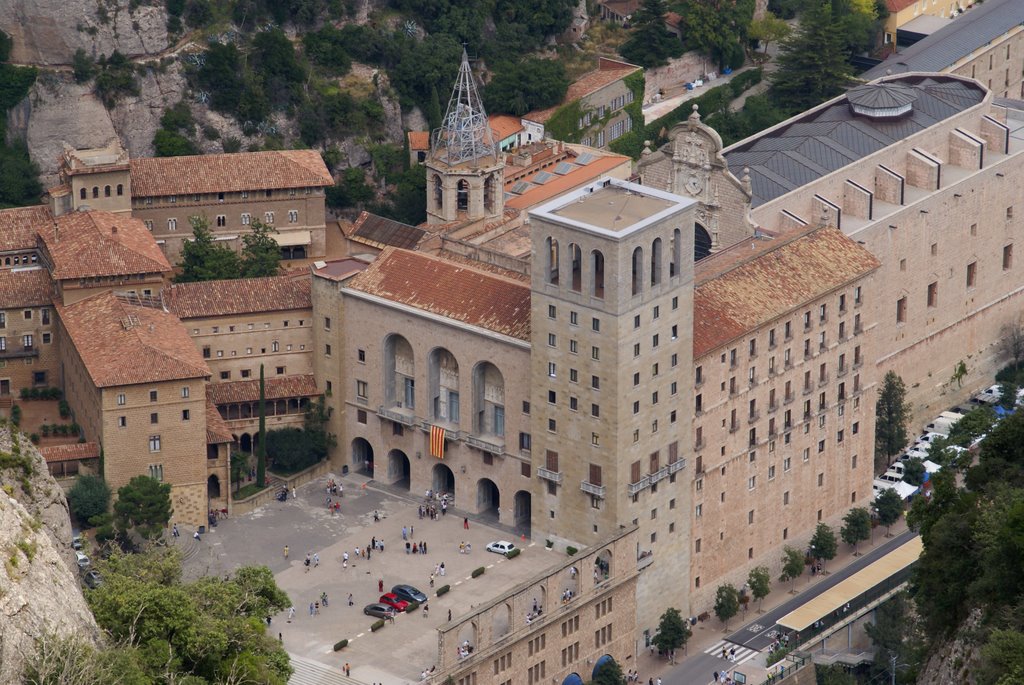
[363,602,396,619]
[391,584,428,604]
[379,593,410,612]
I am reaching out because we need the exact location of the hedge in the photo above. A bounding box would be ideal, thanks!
[505,548,521,559]
[406,601,419,612]
[566,546,578,556]
[370,619,385,632]
[333,639,348,651]
[436,584,450,596]
[471,566,485,578]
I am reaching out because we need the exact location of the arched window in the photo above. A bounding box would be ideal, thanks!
[92,187,99,199]
[569,243,582,292]
[695,224,712,261]
[433,175,443,211]
[116,184,123,196]
[671,228,681,277]
[79,188,86,200]
[651,237,663,286]
[591,250,605,299]
[473,362,505,438]
[456,179,469,212]
[429,348,460,424]
[384,334,416,410]
[546,237,560,285]
[484,174,496,213]
[104,185,111,197]
[631,246,644,296]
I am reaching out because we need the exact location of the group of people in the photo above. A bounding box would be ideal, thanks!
[457,541,472,554]
[713,671,738,684]
[408,540,428,554]
[560,588,575,604]
[768,632,792,653]
[456,640,474,660]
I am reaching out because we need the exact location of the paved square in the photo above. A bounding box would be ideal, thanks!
[178,472,565,683]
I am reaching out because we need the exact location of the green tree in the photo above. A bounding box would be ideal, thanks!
[747,11,790,54]
[1001,319,1024,373]
[72,48,97,83]
[591,656,626,685]
[153,128,199,157]
[998,381,1019,412]
[769,1,853,110]
[652,607,691,655]
[257,364,267,488]
[426,84,443,133]
[875,371,911,472]
[968,409,1024,492]
[68,475,111,524]
[0,141,43,209]
[618,0,684,68]
[901,457,926,486]
[240,219,281,277]
[483,58,569,116]
[951,358,968,388]
[947,405,996,448]
[673,0,755,68]
[780,545,804,592]
[113,476,172,541]
[326,167,375,209]
[251,28,306,110]
[304,396,336,459]
[197,42,245,116]
[873,486,903,536]
[714,583,740,629]
[841,507,872,554]
[747,565,771,612]
[865,591,918,677]
[815,664,857,685]
[230,450,249,493]
[0,29,11,62]
[175,215,241,282]
[810,523,838,572]
[980,629,1024,685]
[302,26,353,75]
[93,50,140,108]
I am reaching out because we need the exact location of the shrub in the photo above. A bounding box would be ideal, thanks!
[545,539,553,548]
[29,387,40,399]
[406,601,419,612]
[30,433,39,444]
[506,548,521,559]
[436,584,450,596]
[59,400,70,418]
[332,639,348,651]
[40,425,50,437]
[68,475,112,523]
[10,405,21,426]
[70,423,81,436]
[19,388,29,399]
[471,567,485,578]
[370,619,385,632]
[49,388,62,400]
[566,546,578,556]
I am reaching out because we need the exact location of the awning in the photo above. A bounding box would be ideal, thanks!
[272,230,311,247]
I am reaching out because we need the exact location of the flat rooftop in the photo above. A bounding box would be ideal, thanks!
[532,177,693,237]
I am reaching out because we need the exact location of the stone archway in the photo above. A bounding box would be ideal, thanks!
[592,655,614,681]
[432,463,455,498]
[513,490,531,537]
[388,449,411,490]
[477,478,499,520]
[492,601,511,641]
[239,433,252,453]
[352,438,374,476]
[207,474,221,500]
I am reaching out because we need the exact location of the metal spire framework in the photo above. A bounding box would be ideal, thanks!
[431,49,498,167]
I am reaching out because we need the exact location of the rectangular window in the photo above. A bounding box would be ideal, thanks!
[149,390,158,402]
[967,261,977,288]
[149,435,161,453]
[927,282,938,308]
[182,409,190,421]
[356,380,368,399]
[148,464,163,481]
[1004,245,1013,270]
[591,346,600,360]
[896,297,907,323]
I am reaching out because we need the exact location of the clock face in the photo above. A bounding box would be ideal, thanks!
[686,175,703,194]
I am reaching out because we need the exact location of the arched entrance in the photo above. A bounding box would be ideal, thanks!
[239,433,252,453]
[388,449,411,490]
[513,490,531,537]
[695,223,712,261]
[477,478,499,520]
[352,438,374,476]
[432,463,455,497]
[207,474,221,500]
[563,674,583,685]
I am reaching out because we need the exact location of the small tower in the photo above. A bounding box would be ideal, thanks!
[426,50,504,225]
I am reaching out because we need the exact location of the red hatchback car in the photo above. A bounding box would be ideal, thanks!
[379,593,410,612]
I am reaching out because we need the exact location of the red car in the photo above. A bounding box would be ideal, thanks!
[379,593,410,612]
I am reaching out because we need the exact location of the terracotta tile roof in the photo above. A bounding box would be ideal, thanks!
[693,227,880,359]
[129,150,333,197]
[490,115,524,140]
[207,374,319,405]
[57,292,211,388]
[408,131,430,151]
[0,268,52,308]
[39,442,100,464]
[0,205,52,252]
[40,211,171,280]
[344,247,531,341]
[506,153,631,210]
[164,275,311,320]
[435,250,531,283]
[525,58,641,124]
[886,0,916,12]
[348,211,428,250]
[665,11,682,28]
[206,397,234,444]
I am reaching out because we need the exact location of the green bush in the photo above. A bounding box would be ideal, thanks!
[40,425,50,437]
[68,475,112,523]
[332,639,348,651]
[59,400,70,418]
[545,539,553,548]
[566,546,578,556]
[30,433,39,444]
[471,567,485,578]
[19,388,29,400]
[436,584,450,596]
[505,548,521,559]
[70,423,81,436]
[370,619,385,632]
[406,601,419,612]
[10,405,21,426]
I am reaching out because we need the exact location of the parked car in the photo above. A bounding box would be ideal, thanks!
[486,540,516,555]
[363,603,396,619]
[71,531,83,551]
[82,569,103,588]
[925,411,964,436]
[876,472,902,484]
[379,593,410,612]
[391,584,427,604]
[75,551,90,570]
[915,431,945,446]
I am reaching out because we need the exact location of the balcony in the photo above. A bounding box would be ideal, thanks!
[466,433,505,455]
[649,466,670,485]
[537,467,562,484]
[0,345,38,360]
[637,551,655,571]
[377,405,417,426]
[627,476,650,496]
[581,480,606,498]
[667,458,686,474]
[420,421,463,441]
[748,410,760,424]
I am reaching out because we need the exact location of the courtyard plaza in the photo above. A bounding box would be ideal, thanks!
[175,471,563,684]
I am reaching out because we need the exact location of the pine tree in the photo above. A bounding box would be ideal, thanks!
[769,1,853,110]
[257,364,267,488]
[618,0,684,68]
[427,84,443,133]
[875,371,911,471]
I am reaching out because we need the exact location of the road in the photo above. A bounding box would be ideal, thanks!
[665,529,918,685]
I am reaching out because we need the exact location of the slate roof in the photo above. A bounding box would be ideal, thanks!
[164,275,311,319]
[723,75,986,206]
[57,292,210,388]
[0,268,52,308]
[40,211,171,280]
[865,0,1024,78]
[39,442,100,464]
[129,150,333,196]
[693,227,880,358]
[207,374,319,405]
[0,205,51,252]
[344,247,531,341]
[346,211,428,250]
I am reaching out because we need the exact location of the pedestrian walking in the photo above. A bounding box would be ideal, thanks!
[463,517,469,530]
[656,678,662,685]
[313,553,320,567]
[714,672,719,683]
[448,609,452,622]
[314,601,320,615]
[402,526,408,541]
[321,592,329,607]
[344,663,350,677]
[279,632,282,643]
[378,579,384,592]
[283,545,289,559]
[288,606,296,620]
[348,593,354,606]
[194,530,201,541]
[292,487,296,499]
[423,602,429,618]
[172,524,179,538]
[309,602,315,616]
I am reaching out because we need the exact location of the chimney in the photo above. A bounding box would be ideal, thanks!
[111,225,118,234]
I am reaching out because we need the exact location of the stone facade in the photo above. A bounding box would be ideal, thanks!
[0,301,59,397]
[952,25,1024,99]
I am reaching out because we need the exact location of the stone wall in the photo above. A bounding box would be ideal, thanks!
[644,52,710,101]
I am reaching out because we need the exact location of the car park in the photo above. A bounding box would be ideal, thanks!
[486,540,516,555]
[82,569,103,588]
[363,603,396,619]
[75,551,90,570]
[379,593,410,612]
[926,411,964,436]
[391,584,427,604]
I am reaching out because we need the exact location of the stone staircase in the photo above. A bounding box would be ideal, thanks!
[288,654,363,685]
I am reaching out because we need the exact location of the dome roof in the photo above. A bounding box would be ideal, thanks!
[846,83,917,119]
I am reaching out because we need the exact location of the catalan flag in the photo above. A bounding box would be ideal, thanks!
[430,425,446,459]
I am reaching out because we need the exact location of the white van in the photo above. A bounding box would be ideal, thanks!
[925,411,964,436]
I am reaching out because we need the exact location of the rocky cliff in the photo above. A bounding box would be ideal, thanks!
[0,424,99,683]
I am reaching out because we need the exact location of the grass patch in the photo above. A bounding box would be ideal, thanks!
[231,483,267,500]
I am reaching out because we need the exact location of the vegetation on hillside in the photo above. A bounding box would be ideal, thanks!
[0,30,41,209]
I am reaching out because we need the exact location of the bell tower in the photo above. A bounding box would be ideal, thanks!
[425,50,504,225]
